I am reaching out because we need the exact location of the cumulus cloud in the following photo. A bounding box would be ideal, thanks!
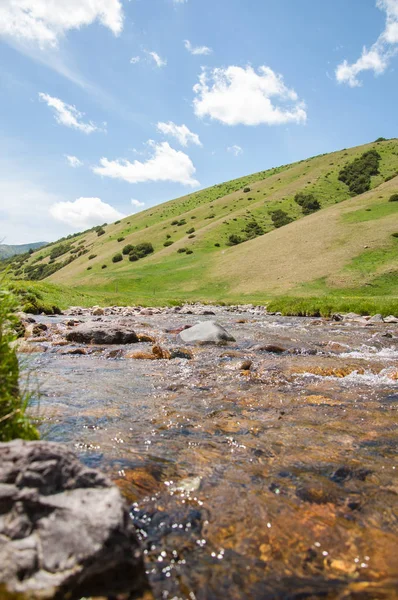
[50,197,124,228]
[147,51,167,67]
[184,40,212,56]
[65,155,83,168]
[227,145,243,156]
[193,65,307,126]
[157,121,202,147]
[336,0,398,87]
[131,199,145,208]
[93,141,199,187]
[39,93,104,134]
[0,0,123,48]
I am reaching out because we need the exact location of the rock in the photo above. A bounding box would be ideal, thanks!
[106,348,124,359]
[152,345,171,359]
[326,341,350,353]
[166,325,192,334]
[240,360,253,371]
[179,321,235,344]
[369,314,384,323]
[66,321,139,345]
[254,344,287,354]
[137,333,156,343]
[169,348,193,360]
[384,315,398,324]
[0,440,149,600]
[91,306,104,316]
[126,351,156,360]
[17,341,47,354]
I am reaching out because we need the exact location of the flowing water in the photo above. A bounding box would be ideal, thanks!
[24,309,398,599]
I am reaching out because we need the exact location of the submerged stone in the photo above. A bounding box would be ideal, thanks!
[66,320,139,344]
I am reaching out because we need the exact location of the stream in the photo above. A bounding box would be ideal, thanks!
[23,308,398,599]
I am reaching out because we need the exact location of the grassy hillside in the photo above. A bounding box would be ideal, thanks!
[4,139,398,314]
[0,242,47,260]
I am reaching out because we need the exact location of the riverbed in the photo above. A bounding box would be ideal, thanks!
[23,307,398,599]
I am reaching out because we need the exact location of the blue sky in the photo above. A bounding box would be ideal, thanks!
[1,0,397,244]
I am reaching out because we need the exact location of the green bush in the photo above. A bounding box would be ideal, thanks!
[188,234,195,239]
[391,233,398,238]
[186,228,195,234]
[122,244,135,255]
[135,242,154,258]
[87,266,92,270]
[375,137,387,142]
[102,264,107,269]
[244,220,264,239]
[112,253,123,263]
[243,187,250,193]
[117,237,125,242]
[97,228,106,237]
[389,193,398,202]
[164,240,173,247]
[50,243,72,260]
[271,210,293,228]
[129,252,139,262]
[228,234,243,246]
[294,192,320,215]
[338,150,381,195]
[186,249,193,255]
[214,243,220,247]
[177,248,187,253]
[88,254,97,260]
[0,289,39,442]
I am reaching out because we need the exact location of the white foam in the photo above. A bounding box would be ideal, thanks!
[340,346,398,360]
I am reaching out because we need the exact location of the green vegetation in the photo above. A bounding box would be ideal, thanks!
[0,288,39,441]
[112,253,123,263]
[338,149,381,195]
[3,139,397,315]
[389,193,398,202]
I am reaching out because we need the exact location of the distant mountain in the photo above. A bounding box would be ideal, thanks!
[0,242,47,260]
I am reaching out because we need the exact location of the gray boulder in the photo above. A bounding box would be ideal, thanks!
[66,320,139,344]
[0,440,150,600]
[179,321,235,344]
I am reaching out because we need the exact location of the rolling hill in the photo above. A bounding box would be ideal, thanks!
[4,139,398,314]
[0,242,47,260]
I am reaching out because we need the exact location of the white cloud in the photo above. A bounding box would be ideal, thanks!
[227,145,243,156]
[0,0,123,48]
[39,93,104,134]
[131,199,145,208]
[93,141,199,187]
[193,65,307,126]
[65,155,83,168]
[147,51,167,68]
[336,0,398,87]
[50,197,125,228]
[184,40,212,56]
[157,121,202,147]
[130,56,141,64]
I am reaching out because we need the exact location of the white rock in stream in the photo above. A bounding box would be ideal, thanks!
[179,321,235,344]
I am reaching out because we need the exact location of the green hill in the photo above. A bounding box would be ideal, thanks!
[4,139,398,315]
[0,242,47,260]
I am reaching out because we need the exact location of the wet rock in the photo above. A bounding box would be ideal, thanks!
[254,344,287,354]
[66,321,139,345]
[152,345,171,359]
[368,314,384,323]
[240,360,253,371]
[91,306,105,316]
[166,324,192,334]
[60,347,88,355]
[179,321,235,344]
[0,440,149,600]
[169,348,193,360]
[326,341,350,353]
[106,348,124,359]
[384,315,398,324]
[17,341,47,354]
[137,333,156,343]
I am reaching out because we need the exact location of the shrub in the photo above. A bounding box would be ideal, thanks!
[214,243,220,247]
[188,234,195,239]
[135,242,154,258]
[166,234,171,239]
[171,220,179,225]
[114,220,121,224]
[129,252,139,261]
[0,290,39,441]
[50,243,72,260]
[271,210,293,228]
[191,216,196,219]
[102,264,107,269]
[389,193,398,202]
[338,149,381,195]
[244,220,264,239]
[228,234,243,245]
[186,228,195,234]
[88,254,97,260]
[294,192,320,215]
[186,249,193,255]
[117,237,125,242]
[177,248,187,253]
[97,228,106,237]
[164,240,173,247]
[375,137,387,142]
[87,266,92,270]
[392,233,398,238]
[243,187,250,193]
[112,253,123,263]
[122,244,135,255]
